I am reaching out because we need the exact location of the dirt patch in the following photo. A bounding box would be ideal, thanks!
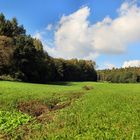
[51,101,71,111]
[0,134,6,140]
[17,100,71,117]
[82,85,93,90]
[17,92,85,121]
[18,101,49,117]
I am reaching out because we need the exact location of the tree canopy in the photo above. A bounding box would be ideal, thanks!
[98,67,140,83]
[0,13,97,83]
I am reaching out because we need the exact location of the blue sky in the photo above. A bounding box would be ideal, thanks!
[0,0,124,33]
[0,0,140,69]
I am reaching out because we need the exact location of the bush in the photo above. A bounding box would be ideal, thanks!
[0,75,15,81]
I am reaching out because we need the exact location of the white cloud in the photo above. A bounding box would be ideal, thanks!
[53,7,95,59]
[46,24,53,31]
[34,1,140,60]
[33,32,42,40]
[122,60,140,68]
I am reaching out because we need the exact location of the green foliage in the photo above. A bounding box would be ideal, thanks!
[0,36,14,75]
[0,13,25,37]
[0,111,31,133]
[13,36,42,82]
[33,38,43,51]
[98,67,140,83]
[53,58,97,81]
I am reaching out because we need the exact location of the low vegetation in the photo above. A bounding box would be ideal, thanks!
[0,111,31,133]
[0,81,140,139]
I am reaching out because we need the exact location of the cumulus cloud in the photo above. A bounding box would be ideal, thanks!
[52,7,96,59]
[35,1,140,60]
[122,60,140,68]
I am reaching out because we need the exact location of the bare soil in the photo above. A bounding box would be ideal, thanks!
[17,92,84,122]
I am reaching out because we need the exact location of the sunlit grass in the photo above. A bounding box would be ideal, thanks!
[0,81,140,139]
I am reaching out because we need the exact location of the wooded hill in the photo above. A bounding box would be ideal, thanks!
[0,13,97,83]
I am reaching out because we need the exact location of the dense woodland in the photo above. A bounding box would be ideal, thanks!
[0,13,97,83]
[98,67,140,83]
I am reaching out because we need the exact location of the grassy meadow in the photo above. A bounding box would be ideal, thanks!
[0,81,140,139]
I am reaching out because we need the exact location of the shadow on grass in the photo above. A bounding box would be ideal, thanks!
[46,82,75,86]
[0,80,75,86]
[0,80,77,86]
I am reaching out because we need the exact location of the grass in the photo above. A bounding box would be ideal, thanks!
[0,81,140,139]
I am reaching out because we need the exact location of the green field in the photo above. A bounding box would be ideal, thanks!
[0,81,140,140]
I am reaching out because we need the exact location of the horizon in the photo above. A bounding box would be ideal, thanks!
[1,0,140,69]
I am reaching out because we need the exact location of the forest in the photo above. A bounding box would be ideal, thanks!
[0,13,97,83]
[98,67,140,83]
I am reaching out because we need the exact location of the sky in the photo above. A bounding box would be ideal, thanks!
[0,0,140,69]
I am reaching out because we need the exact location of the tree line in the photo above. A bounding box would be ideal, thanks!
[0,13,97,83]
[97,67,140,83]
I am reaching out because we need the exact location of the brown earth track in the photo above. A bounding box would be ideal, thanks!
[17,92,85,120]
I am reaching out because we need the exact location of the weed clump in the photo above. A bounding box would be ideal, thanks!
[0,111,31,133]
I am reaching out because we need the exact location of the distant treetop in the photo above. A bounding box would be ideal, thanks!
[0,13,25,37]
